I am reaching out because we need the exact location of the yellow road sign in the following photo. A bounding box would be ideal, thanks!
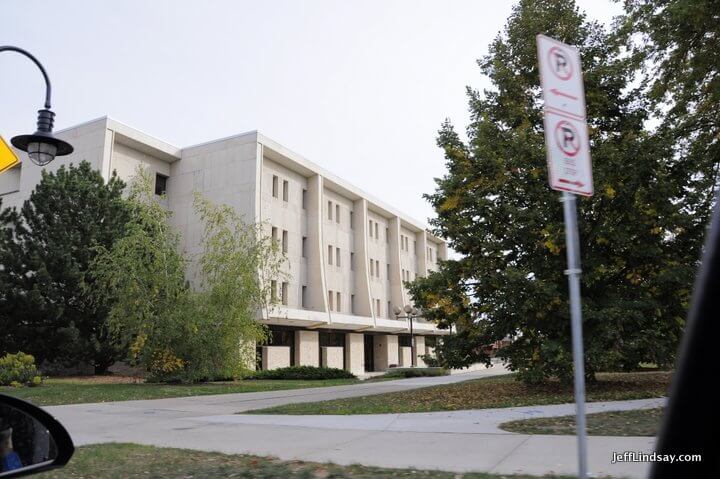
[0,135,20,174]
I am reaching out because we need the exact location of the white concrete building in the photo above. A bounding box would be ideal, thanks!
[1,117,448,375]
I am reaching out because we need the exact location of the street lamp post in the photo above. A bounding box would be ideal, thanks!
[393,304,421,366]
[1,45,73,166]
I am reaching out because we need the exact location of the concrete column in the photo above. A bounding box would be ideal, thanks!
[294,330,319,366]
[345,333,365,375]
[414,335,426,367]
[352,199,373,319]
[417,231,428,277]
[374,334,399,370]
[388,217,403,314]
[399,346,412,367]
[306,175,329,316]
[321,346,344,369]
[261,346,290,370]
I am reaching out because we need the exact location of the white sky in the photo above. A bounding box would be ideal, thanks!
[1,0,621,225]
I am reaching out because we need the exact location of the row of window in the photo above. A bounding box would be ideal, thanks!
[270,280,290,306]
[401,268,415,283]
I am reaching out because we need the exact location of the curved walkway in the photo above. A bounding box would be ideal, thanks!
[45,366,661,478]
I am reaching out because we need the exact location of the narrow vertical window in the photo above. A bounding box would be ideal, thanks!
[336,292,341,312]
[302,189,307,209]
[374,222,378,239]
[376,260,380,278]
[328,245,333,265]
[386,263,390,279]
[369,258,374,276]
[386,227,389,243]
[335,204,340,224]
[387,301,392,318]
[154,173,168,196]
[328,290,333,310]
[376,299,381,315]
[282,180,289,202]
[350,211,354,229]
[272,175,279,198]
[368,220,373,237]
[328,201,333,221]
[271,280,277,301]
[302,285,307,308]
[350,252,355,271]
[302,237,307,258]
[272,227,278,244]
[351,294,355,314]
[336,247,341,267]
[282,230,288,254]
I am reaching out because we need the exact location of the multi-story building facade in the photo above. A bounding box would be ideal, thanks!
[1,117,448,375]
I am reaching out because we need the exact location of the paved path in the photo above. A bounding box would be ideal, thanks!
[45,366,663,478]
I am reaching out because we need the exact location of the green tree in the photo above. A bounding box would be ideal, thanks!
[0,162,130,373]
[93,168,285,382]
[409,0,699,383]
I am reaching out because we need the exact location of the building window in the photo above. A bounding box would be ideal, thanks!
[302,285,307,308]
[154,173,168,196]
[350,211,354,229]
[374,222,378,239]
[272,175,279,198]
[369,258,374,277]
[336,247,341,267]
[302,237,307,258]
[351,294,355,314]
[376,299,381,316]
[335,204,340,224]
[328,290,333,310]
[282,230,288,254]
[328,245,333,265]
[302,189,307,209]
[281,282,288,305]
[336,292,341,312]
[271,226,278,245]
[375,260,380,278]
[387,301,392,318]
[328,201,333,221]
[386,227,389,243]
[368,220,373,237]
[400,235,404,251]
[282,180,289,202]
[386,263,390,279]
[271,280,277,301]
[350,252,355,271]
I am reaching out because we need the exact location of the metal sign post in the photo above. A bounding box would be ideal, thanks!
[537,34,593,479]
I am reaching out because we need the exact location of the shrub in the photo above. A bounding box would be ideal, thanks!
[0,353,43,387]
[248,366,356,380]
[382,367,449,378]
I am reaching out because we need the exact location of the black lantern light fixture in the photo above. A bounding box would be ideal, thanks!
[1,45,73,166]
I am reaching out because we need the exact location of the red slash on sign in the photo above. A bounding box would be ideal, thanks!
[550,88,578,100]
[559,178,584,187]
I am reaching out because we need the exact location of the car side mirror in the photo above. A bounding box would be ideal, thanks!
[0,394,73,477]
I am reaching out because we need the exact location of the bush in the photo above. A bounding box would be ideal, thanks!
[0,353,43,387]
[247,366,356,380]
[382,367,449,378]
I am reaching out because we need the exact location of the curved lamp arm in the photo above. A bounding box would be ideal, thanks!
[0,45,52,109]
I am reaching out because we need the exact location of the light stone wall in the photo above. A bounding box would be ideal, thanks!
[321,346,344,369]
[344,333,364,375]
[261,346,291,370]
[374,334,399,370]
[399,346,412,367]
[262,157,309,309]
[415,335,426,367]
[294,330,319,366]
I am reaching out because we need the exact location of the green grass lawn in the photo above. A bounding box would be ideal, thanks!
[0,377,358,407]
[246,371,671,415]
[36,443,575,478]
[500,407,664,436]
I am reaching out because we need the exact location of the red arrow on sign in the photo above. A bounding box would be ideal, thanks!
[559,178,584,187]
[550,88,579,100]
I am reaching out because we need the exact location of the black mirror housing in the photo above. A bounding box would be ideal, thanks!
[0,394,73,477]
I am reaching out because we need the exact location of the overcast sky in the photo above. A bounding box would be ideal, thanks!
[2,0,621,225]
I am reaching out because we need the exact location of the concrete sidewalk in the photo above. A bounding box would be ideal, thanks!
[44,366,661,478]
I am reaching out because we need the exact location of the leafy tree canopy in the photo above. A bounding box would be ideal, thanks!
[409,0,705,383]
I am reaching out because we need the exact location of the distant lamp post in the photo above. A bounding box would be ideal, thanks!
[394,304,422,367]
[1,45,73,166]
